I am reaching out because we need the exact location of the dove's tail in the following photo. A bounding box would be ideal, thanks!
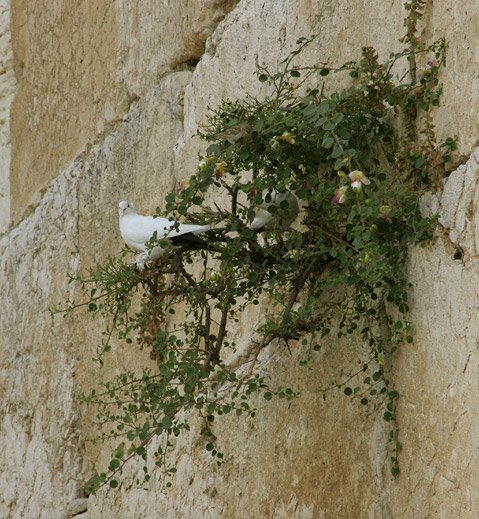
[191,224,212,235]
[170,232,209,249]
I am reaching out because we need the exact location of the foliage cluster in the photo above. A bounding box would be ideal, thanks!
[56,2,456,493]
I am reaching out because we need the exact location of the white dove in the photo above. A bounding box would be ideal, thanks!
[118,201,211,270]
[249,189,299,230]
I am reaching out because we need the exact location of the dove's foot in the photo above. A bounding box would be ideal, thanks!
[135,252,148,271]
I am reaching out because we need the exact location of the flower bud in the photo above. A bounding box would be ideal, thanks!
[379,205,391,217]
[269,137,280,150]
[279,131,295,144]
[214,162,227,178]
[332,185,348,204]
[177,179,190,193]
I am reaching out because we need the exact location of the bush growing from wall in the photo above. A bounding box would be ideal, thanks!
[54,1,457,492]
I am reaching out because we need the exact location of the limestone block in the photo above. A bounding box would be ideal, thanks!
[391,237,479,517]
[439,149,479,256]
[387,157,479,517]
[9,0,238,226]
[425,1,479,153]
[71,71,194,470]
[0,163,84,519]
[116,0,239,98]
[0,70,192,519]
[10,0,127,226]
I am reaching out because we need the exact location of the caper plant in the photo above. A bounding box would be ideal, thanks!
[54,2,457,492]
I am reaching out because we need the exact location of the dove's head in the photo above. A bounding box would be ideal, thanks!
[118,200,135,217]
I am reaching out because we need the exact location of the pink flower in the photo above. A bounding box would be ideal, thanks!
[427,58,438,69]
[348,170,370,191]
[332,185,348,204]
[177,179,190,193]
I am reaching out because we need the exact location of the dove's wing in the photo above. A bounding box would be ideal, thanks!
[120,214,174,248]
[168,222,211,237]
[120,214,210,251]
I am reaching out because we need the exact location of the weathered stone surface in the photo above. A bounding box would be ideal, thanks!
[0,163,84,519]
[75,71,194,469]
[10,0,125,226]
[9,0,238,226]
[438,149,479,254]
[391,150,479,518]
[426,2,479,152]
[387,149,479,517]
[0,0,15,233]
[392,238,479,518]
[0,68,192,518]
[86,338,391,518]
[116,0,239,98]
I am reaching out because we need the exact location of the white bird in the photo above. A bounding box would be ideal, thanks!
[118,201,211,270]
[249,189,299,230]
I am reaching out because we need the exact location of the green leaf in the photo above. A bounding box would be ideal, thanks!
[322,120,336,131]
[383,411,393,422]
[332,113,344,125]
[414,157,426,169]
[318,102,332,115]
[391,466,400,478]
[162,416,173,428]
[331,143,343,158]
[238,148,250,159]
[322,136,334,149]
[109,458,120,471]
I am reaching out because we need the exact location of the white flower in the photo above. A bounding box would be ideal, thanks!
[348,170,370,191]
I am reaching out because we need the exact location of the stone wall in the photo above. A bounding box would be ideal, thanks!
[0,0,15,233]
[1,1,478,518]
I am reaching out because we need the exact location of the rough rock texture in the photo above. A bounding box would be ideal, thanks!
[86,340,392,518]
[0,0,15,233]
[9,0,238,226]
[0,163,84,518]
[390,150,479,517]
[2,0,479,518]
